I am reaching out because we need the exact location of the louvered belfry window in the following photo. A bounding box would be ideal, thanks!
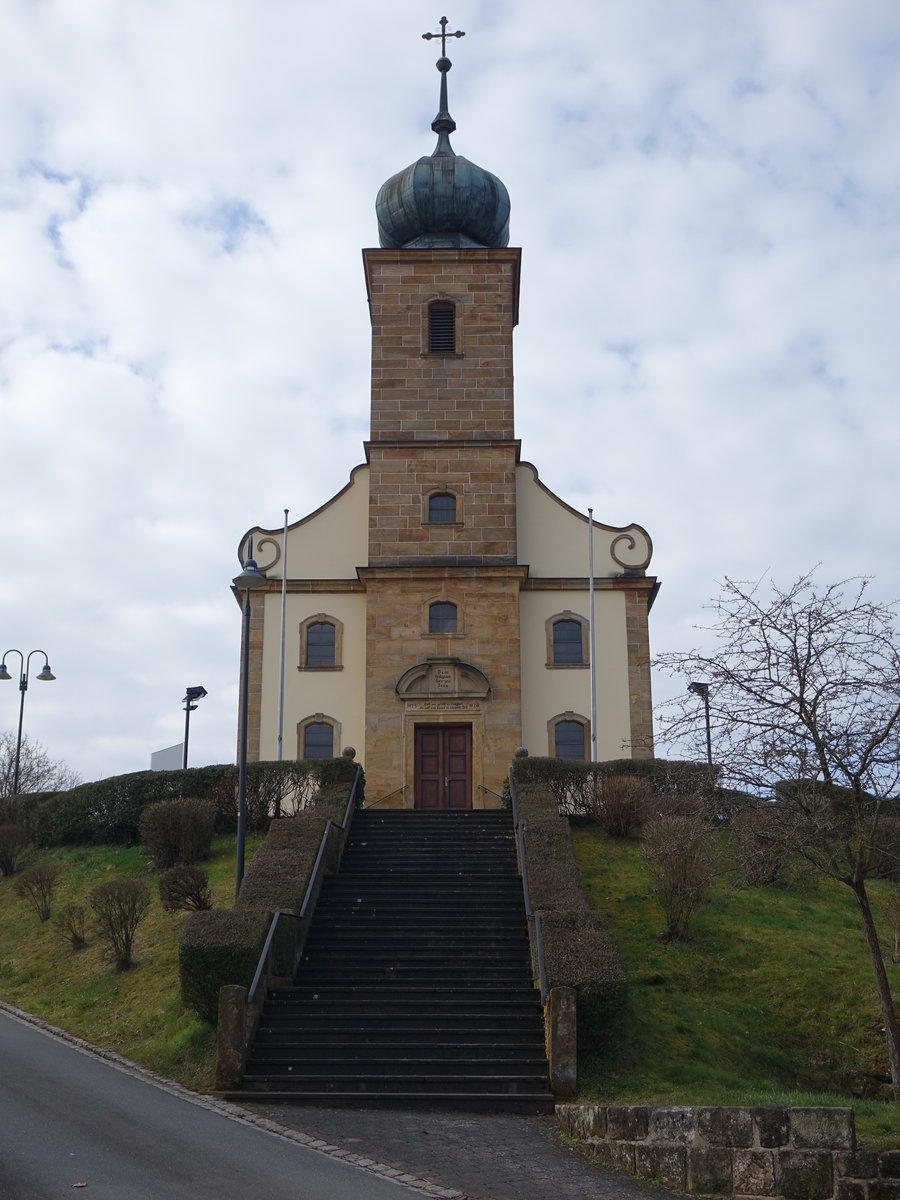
[428,301,456,354]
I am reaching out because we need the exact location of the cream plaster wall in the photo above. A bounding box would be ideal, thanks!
[519,589,632,759]
[256,591,367,764]
[516,463,652,578]
[248,465,370,581]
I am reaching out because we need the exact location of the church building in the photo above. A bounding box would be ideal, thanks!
[235,25,658,809]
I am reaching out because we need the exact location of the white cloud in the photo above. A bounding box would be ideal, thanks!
[1,0,899,780]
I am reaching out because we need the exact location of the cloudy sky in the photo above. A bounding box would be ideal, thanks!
[2,0,899,783]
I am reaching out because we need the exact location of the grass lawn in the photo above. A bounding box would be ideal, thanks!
[572,824,900,1148]
[0,834,262,1092]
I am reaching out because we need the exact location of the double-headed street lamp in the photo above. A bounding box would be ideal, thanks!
[688,680,712,767]
[233,539,267,898]
[0,649,56,795]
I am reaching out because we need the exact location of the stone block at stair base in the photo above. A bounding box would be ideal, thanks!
[557,1102,605,1140]
[607,1105,650,1141]
[547,986,576,1096]
[734,1149,777,1196]
[689,1147,734,1195]
[651,1106,697,1145]
[216,985,248,1089]
[777,1150,833,1200]
[635,1144,687,1191]
[835,1182,867,1200]
[592,1139,636,1174]
[791,1110,855,1152]
[698,1108,754,1148]
[836,1153,879,1180]
[754,1108,791,1148]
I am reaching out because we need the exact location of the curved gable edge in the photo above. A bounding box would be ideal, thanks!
[238,463,369,578]
[516,461,653,575]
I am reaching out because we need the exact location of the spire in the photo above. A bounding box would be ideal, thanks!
[422,17,465,155]
[375,17,510,250]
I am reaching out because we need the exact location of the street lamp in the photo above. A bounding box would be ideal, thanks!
[182,686,208,770]
[688,681,712,767]
[0,649,56,795]
[233,539,267,898]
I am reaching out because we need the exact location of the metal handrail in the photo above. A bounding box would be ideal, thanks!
[365,782,405,808]
[247,909,300,1005]
[341,765,362,829]
[299,820,333,918]
[509,769,547,1005]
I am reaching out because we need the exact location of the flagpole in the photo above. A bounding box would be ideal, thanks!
[588,507,597,761]
[276,508,288,764]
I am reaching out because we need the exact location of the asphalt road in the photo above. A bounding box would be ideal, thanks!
[0,1009,432,1200]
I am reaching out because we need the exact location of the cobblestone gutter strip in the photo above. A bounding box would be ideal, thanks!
[557,1103,900,1200]
[0,1000,461,1200]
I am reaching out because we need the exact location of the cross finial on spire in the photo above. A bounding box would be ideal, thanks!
[422,17,464,151]
[422,16,465,58]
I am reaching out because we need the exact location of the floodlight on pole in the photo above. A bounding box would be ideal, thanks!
[182,685,208,771]
[0,649,56,795]
[233,538,267,899]
[688,680,712,766]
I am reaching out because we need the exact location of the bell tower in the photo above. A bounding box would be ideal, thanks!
[360,20,526,804]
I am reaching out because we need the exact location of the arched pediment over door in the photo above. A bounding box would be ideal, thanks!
[395,658,491,700]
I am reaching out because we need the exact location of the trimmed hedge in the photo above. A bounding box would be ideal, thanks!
[513,756,720,818]
[178,768,363,1024]
[235,816,333,912]
[17,757,360,848]
[139,798,217,868]
[179,909,272,1023]
[510,771,627,1034]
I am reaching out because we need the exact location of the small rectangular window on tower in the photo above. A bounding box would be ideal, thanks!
[428,301,456,354]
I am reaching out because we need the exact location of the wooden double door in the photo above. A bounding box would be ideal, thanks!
[414,725,473,810]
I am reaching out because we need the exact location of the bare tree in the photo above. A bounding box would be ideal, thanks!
[0,731,80,801]
[656,570,900,1099]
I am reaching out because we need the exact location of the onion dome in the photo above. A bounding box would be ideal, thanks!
[376,36,510,250]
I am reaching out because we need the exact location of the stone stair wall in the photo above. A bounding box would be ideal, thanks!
[557,1104,900,1199]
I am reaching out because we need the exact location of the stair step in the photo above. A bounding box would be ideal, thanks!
[250,1038,545,1055]
[241,1071,549,1094]
[247,1054,548,1073]
[236,805,551,1110]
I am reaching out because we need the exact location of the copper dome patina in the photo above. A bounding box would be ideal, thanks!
[376,44,510,250]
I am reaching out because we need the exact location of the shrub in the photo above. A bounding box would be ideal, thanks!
[90,879,150,969]
[55,902,87,948]
[592,774,653,837]
[0,823,27,877]
[512,756,720,817]
[730,804,791,887]
[642,810,717,941]
[139,799,216,869]
[14,864,59,921]
[158,864,212,912]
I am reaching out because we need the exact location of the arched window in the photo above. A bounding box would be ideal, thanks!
[304,723,333,758]
[553,620,584,664]
[429,602,458,634]
[546,613,589,667]
[299,614,343,671]
[549,713,590,761]
[427,492,457,524]
[306,622,335,667]
[427,300,456,354]
[298,714,340,760]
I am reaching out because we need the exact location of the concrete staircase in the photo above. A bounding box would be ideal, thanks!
[241,808,553,1110]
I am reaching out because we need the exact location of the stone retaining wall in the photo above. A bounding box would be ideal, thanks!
[556,1104,900,1199]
